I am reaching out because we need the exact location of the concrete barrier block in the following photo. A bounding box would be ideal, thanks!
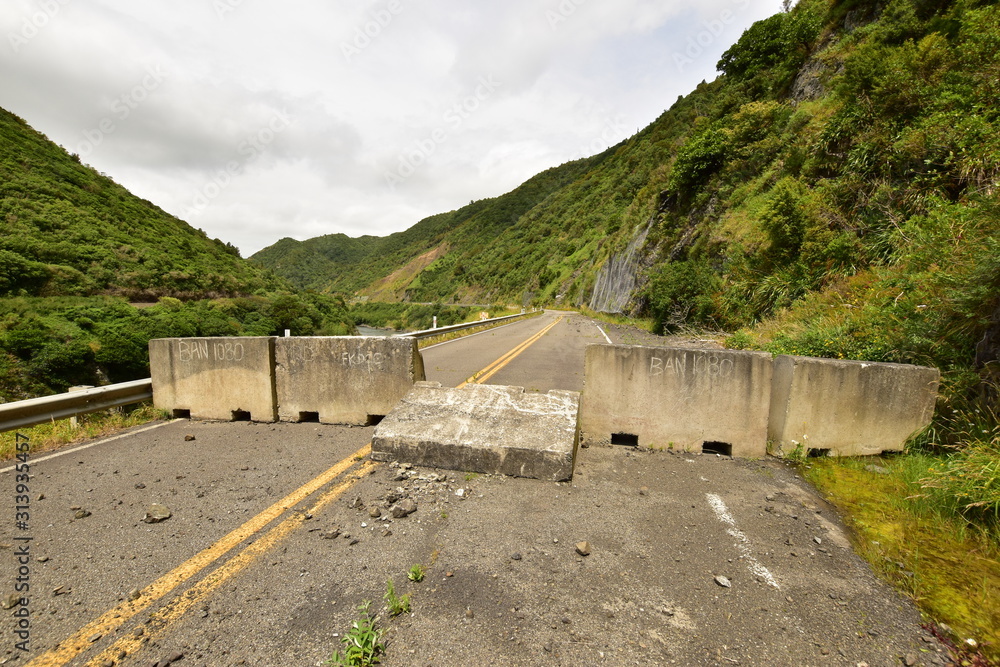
[579,345,773,457]
[371,382,580,481]
[149,338,277,422]
[275,337,425,425]
[769,356,939,457]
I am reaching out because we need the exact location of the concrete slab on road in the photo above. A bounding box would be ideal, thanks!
[10,420,943,666]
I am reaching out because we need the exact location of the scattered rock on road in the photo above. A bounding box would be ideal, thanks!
[142,504,172,523]
[575,541,591,557]
[715,575,732,588]
[391,499,417,518]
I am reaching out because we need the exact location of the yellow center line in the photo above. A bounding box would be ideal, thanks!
[27,442,372,667]
[84,462,377,666]
[457,316,564,388]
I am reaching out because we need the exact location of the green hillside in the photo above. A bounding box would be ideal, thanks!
[0,107,283,299]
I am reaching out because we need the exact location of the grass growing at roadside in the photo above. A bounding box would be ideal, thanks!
[407,564,425,583]
[326,601,385,667]
[0,403,168,460]
[802,454,1000,656]
[384,579,410,617]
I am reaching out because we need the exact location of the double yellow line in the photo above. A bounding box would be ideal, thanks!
[457,315,563,388]
[31,314,564,667]
[28,445,373,667]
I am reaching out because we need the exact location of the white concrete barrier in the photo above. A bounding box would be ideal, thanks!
[768,355,940,457]
[580,345,774,457]
[275,337,425,425]
[149,337,277,422]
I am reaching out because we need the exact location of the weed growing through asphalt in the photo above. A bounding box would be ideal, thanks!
[326,600,384,667]
[384,579,411,616]
[407,564,425,582]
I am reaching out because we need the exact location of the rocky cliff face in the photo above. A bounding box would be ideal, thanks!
[589,221,652,314]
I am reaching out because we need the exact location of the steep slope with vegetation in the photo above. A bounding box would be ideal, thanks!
[0,107,282,300]
[0,108,356,400]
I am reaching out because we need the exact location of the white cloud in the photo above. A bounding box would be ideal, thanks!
[0,0,780,256]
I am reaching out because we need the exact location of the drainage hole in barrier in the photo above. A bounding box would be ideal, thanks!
[231,410,252,422]
[172,409,191,419]
[298,411,320,423]
[808,448,831,458]
[366,415,385,426]
[702,441,733,456]
[611,433,639,447]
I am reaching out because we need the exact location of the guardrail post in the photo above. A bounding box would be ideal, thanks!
[68,386,95,429]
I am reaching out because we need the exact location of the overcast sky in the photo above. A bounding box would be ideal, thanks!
[1,0,780,256]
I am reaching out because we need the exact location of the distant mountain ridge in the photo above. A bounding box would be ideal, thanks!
[0,107,283,299]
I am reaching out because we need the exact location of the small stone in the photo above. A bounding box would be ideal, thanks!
[74,509,92,520]
[369,507,382,518]
[135,483,146,489]
[349,538,360,546]
[128,588,141,601]
[2,593,20,610]
[820,647,830,655]
[184,434,196,442]
[349,496,365,510]
[321,528,341,540]
[53,585,69,596]
[37,556,49,563]
[904,654,918,666]
[37,493,45,501]
[142,504,172,524]
[511,553,522,561]
[714,575,732,588]
[575,542,591,557]
[813,537,822,545]
[639,486,649,496]
[88,633,101,643]
[465,607,474,619]
[455,489,465,498]
[446,571,454,577]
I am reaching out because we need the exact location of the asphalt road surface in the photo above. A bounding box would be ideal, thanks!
[0,313,950,666]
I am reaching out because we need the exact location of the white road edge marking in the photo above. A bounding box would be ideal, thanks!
[594,323,613,344]
[706,492,781,589]
[0,419,183,474]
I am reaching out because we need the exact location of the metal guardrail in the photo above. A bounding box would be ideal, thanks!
[0,379,153,434]
[400,310,541,340]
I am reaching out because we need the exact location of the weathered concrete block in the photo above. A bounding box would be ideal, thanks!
[275,337,425,425]
[769,355,939,457]
[149,338,277,422]
[371,382,580,481]
[579,345,773,457]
